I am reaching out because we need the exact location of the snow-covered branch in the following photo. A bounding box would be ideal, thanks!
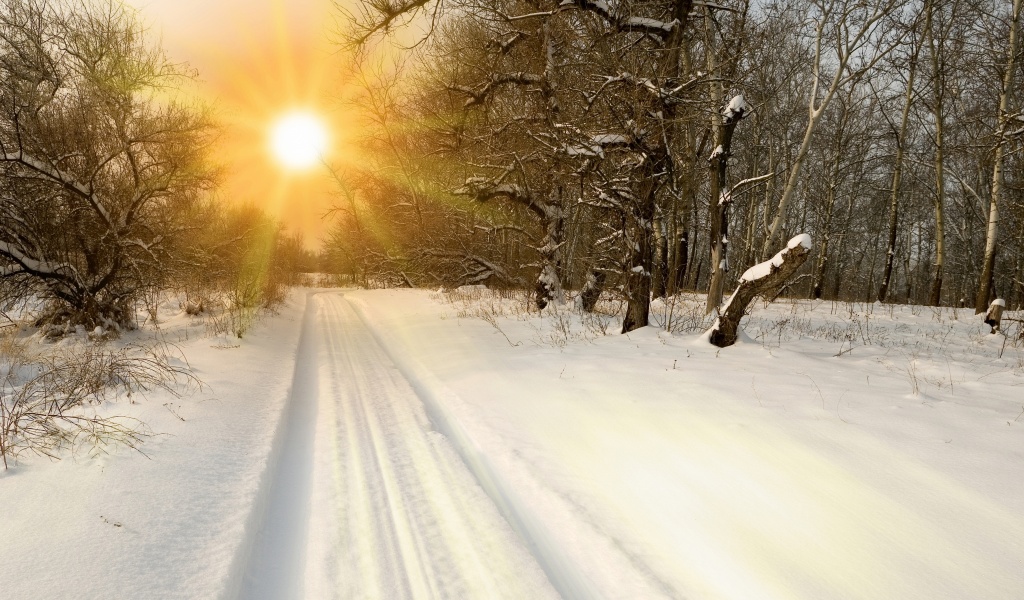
[1,150,114,228]
[0,240,81,286]
[726,172,775,201]
[450,72,545,107]
[565,0,681,39]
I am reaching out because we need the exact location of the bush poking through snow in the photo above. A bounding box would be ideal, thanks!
[0,342,199,469]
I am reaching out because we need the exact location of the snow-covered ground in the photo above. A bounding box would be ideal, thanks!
[0,294,304,598]
[2,287,1023,599]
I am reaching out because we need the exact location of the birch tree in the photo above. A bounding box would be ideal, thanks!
[761,0,904,258]
[923,0,951,306]
[974,0,1022,313]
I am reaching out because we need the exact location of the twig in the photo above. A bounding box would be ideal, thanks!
[798,372,826,410]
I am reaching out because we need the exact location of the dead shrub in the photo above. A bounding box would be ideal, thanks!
[0,341,199,469]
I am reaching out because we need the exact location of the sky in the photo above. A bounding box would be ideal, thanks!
[125,0,356,249]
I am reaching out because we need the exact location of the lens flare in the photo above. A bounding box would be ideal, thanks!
[270,112,328,169]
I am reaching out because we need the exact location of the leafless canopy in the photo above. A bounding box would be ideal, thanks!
[0,0,213,330]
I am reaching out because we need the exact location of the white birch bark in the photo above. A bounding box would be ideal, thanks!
[975,0,1022,313]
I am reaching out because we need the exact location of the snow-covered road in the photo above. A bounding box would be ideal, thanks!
[4,288,1023,599]
[242,293,556,599]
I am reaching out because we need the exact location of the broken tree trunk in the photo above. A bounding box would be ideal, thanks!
[707,234,812,348]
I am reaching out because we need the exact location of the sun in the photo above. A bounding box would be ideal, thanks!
[270,112,328,169]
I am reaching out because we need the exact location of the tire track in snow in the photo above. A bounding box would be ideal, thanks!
[257,293,556,599]
[346,295,602,600]
[236,292,321,599]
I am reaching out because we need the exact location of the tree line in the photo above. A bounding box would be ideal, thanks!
[326,0,1024,333]
[0,0,312,334]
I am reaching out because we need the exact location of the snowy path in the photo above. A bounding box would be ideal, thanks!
[242,292,556,599]
[5,288,1022,599]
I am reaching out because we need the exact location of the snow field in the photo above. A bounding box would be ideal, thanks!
[2,286,1023,599]
[0,293,307,599]
[300,294,556,599]
[349,288,1024,600]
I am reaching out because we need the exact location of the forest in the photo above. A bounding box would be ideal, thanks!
[325,0,1024,334]
[1,0,1021,339]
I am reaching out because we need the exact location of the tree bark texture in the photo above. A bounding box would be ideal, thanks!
[620,0,694,333]
[705,100,748,314]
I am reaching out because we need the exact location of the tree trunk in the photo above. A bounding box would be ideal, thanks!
[668,43,698,297]
[812,100,849,299]
[879,29,919,302]
[984,299,1005,333]
[621,0,693,333]
[811,193,835,299]
[708,235,812,347]
[652,213,668,299]
[976,0,1021,313]
[927,0,947,307]
[704,7,727,312]
[535,187,565,310]
[705,101,748,314]
[622,159,658,333]
[579,269,606,312]
[671,227,689,294]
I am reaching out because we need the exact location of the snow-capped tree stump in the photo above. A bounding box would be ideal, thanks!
[707,235,812,348]
[984,299,1005,333]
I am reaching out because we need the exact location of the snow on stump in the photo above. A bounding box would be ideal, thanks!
[706,234,812,348]
[984,299,1005,333]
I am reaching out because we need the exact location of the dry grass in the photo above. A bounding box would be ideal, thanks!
[434,287,1024,393]
[0,335,199,469]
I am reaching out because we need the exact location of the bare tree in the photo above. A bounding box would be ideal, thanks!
[923,0,952,305]
[704,2,754,314]
[877,9,922,302]
[762,0,903,258]
[0,0,212,330]
[338,0,1024,328]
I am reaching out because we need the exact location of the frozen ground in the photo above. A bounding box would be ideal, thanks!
[350,288,1024,599]
[1,287,1023,599]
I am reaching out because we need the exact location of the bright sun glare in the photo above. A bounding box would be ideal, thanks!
[270,112,328,169]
